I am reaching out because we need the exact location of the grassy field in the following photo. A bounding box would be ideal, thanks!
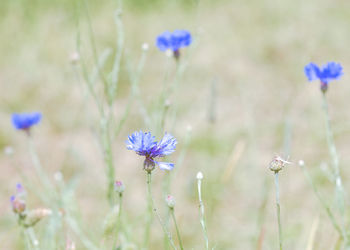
[1,0,350,249]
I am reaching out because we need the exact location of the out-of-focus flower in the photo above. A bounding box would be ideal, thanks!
[10,183,27,214]
[269,156,291,173]
[27,208,52,226]
[114,180,125,194]
[70,51,80,64]
[304,62,343,92]
[11,195,26,214]
[126,131,177,172]
[156,30,192,58]
[11,112,42,131]
[165,195,176,209]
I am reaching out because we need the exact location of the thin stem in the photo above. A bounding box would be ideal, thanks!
[113,193,123,250]
[299,163,344,238]
[146,173,177,250]
[170,209,184,250]
[321,93,345,212]
[197,176,209,250]
[274,173,283,250]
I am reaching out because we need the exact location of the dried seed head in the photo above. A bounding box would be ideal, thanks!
[27,208,52,226]
[269,156,291,173]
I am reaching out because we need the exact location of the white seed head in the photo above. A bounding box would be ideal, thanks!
[142,43,149,51]
[196,171,203,180]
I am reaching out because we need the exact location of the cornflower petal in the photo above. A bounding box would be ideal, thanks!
[11,112,42,130]
[156,161,174,171]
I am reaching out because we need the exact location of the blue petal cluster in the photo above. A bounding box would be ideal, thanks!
[12,112,42,130]
[304,62,343,84]
[126,131,177,171]
[156,30,192,52]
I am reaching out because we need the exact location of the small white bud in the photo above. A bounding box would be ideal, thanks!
[142,43,149,51]
[54,171,63,182]
[69,52,80,64]
[4,146,14,155]
[196,171,203,180]
[186,125,192,132]
[165,49,173,58]
[298,160,305,167]
[165,195,176,208]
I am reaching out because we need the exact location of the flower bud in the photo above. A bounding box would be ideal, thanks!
[143,158,155,173]
[165,195,176,209]
[196,171,203,180]
[114,180,125,194]
[11,196,26,214]
[269,156,291,173]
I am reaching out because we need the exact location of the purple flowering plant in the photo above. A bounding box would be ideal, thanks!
[156,30,192,59]
[126,131,177,172]
[304,62,343,92]
[11,112,42,131]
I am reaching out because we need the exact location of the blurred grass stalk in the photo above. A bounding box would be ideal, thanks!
[299,161,345,242]
[321,93,346,214]
[197,172,209,250]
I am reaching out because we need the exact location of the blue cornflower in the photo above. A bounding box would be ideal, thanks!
[156,30,192,58]
[126,131,177,172]
[12,112,42,131]
[304,62,343,92]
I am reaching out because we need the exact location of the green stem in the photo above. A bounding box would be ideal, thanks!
[274,173,283,250]
[299,163,344,238]
[146,173,177,250]
[322,93,345,212]
[170,209,184,250]
[197,175,209,250]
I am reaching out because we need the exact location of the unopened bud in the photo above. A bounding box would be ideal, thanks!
[196,171,203,180]
[165,195,176,209]
[66,240,76,250]
[142,43,149,51]
[70,51,80,64]
[269,156,291,173]
[143,158,155,173]
[11,196,26,214]
[114,180,125,194]
[298,160,305,167]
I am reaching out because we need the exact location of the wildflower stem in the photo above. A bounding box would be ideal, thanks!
[197,175,209,250]
[146,173,177,250]
[274,172,283,250]
[321,93,345,213]
[299,162,344,238]
[170,209,184,250]
[27,136,54,200]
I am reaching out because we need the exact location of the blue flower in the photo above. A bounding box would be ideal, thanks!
[12,112,42,130]
[156,30,192,52]
[304,62,343,84]
[126,131,177,172]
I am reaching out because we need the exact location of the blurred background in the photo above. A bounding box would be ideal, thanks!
[1,0,350,249]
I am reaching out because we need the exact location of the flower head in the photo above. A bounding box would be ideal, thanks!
[156,30,192,58]
[11,112,42,130]
[10,183,26,214]
[165,195,176,209]
[269,156,291,173]
[304,62,343,92]
[114,180,125,194]
[126,131,177,172]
